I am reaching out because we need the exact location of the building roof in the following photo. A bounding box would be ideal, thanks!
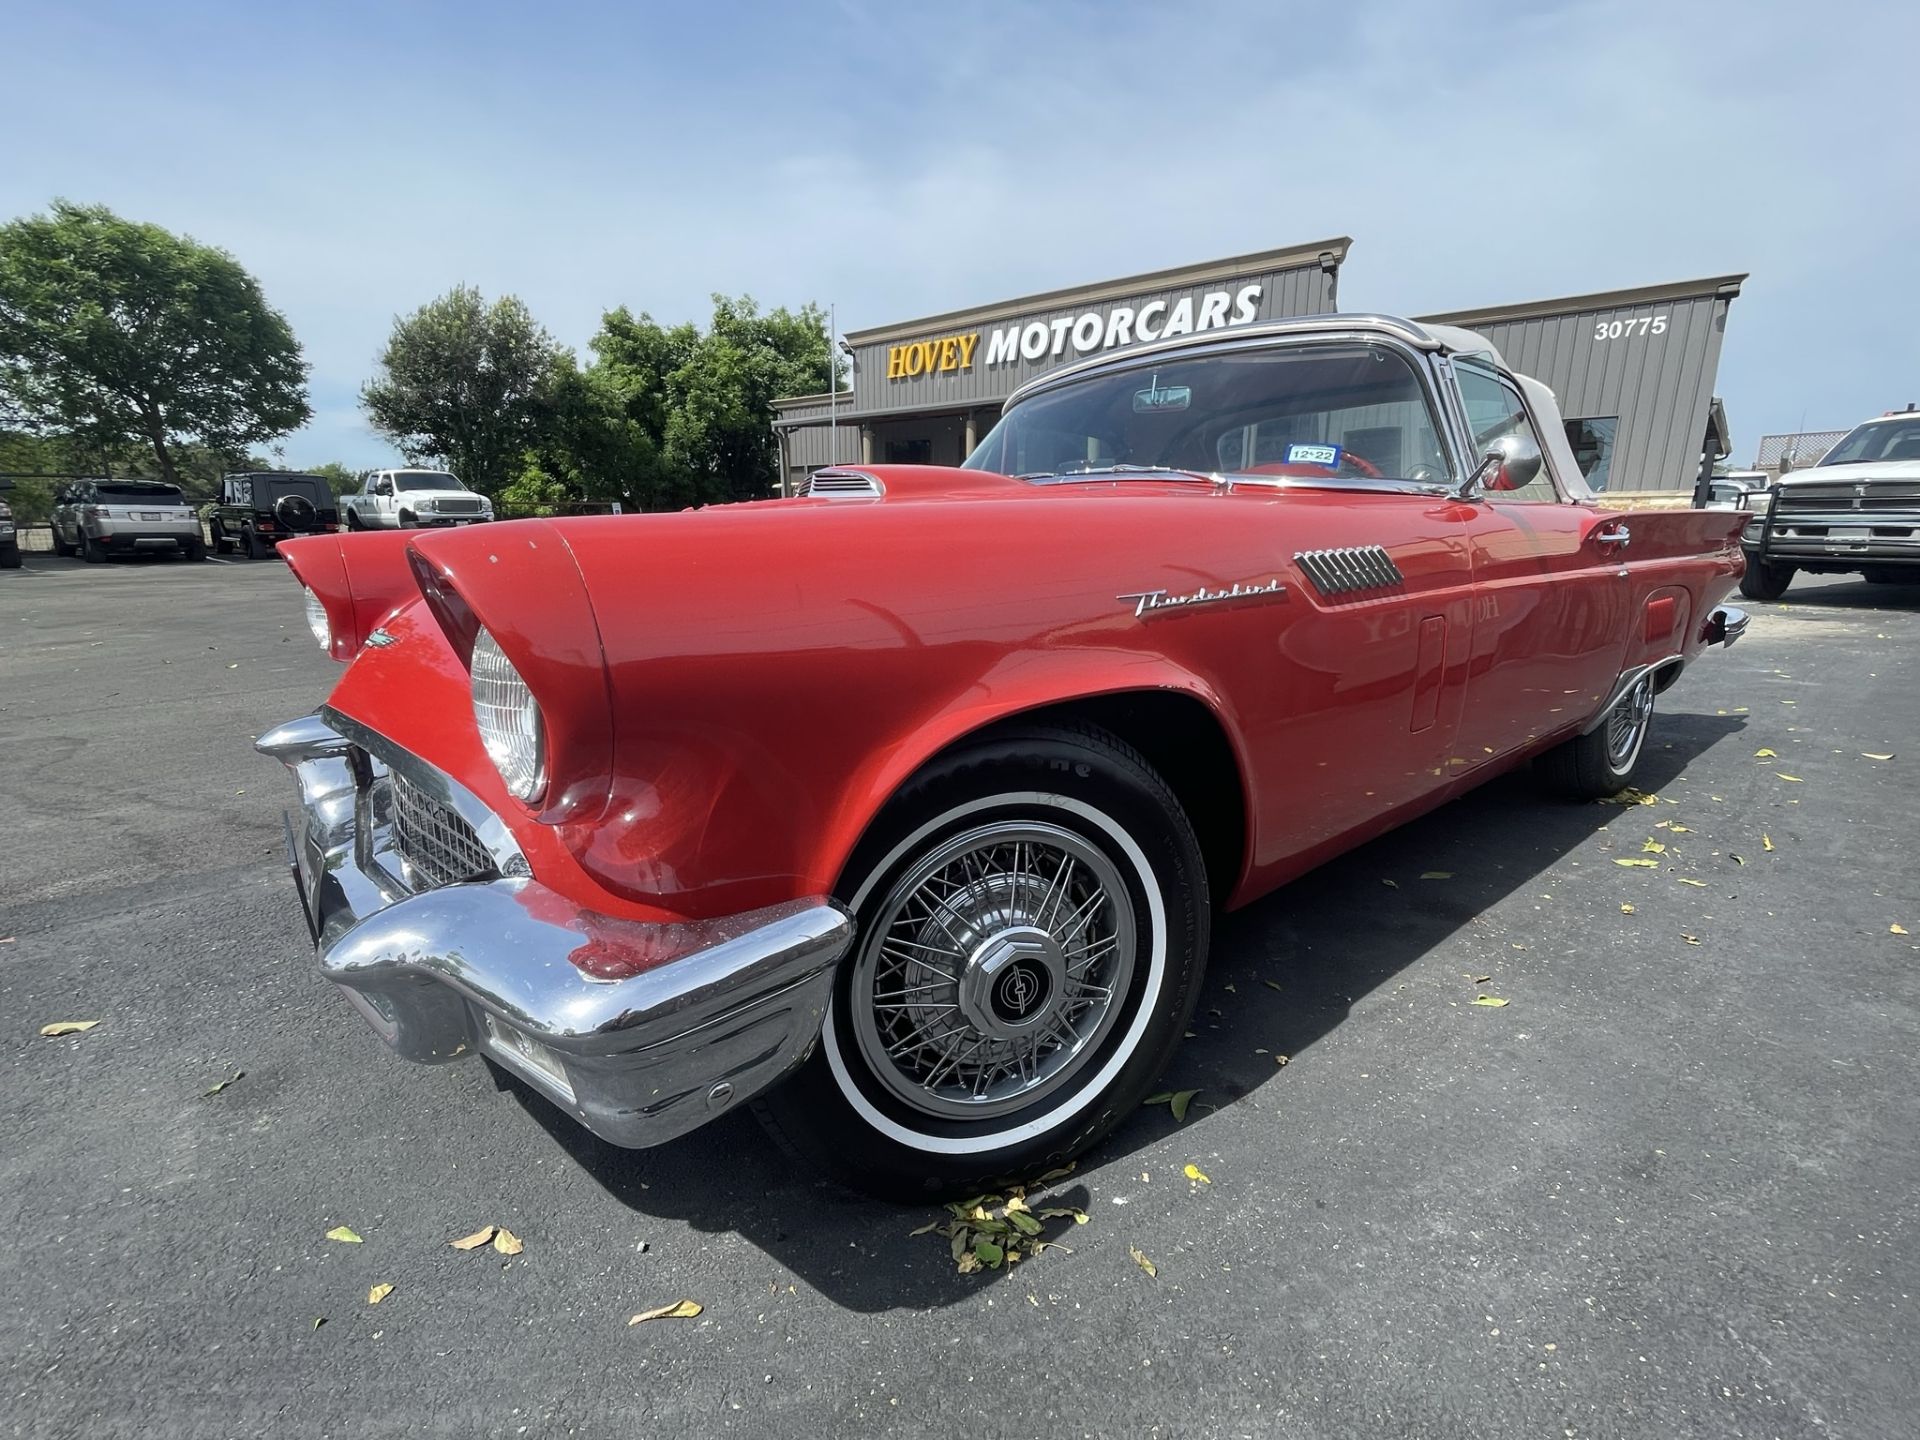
[842,238,1353,347]
[1418,273,1747,326]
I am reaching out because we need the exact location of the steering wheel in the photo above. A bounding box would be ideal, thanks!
[1241,451,1383,480]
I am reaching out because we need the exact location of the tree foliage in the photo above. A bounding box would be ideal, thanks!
[509,294,837,512]
[0,202,310,487]
[360,286,561,496]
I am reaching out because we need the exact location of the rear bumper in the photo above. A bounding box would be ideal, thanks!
[256,712,852,1148]
[93,527,200,548]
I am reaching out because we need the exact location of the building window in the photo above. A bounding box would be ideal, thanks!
[1564,417,1618,492]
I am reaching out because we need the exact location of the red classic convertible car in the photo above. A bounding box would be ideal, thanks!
[260,314,1748,1196]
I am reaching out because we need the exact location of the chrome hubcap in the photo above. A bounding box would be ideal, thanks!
[850,820,1136,1121]
[1606,676,1654,770]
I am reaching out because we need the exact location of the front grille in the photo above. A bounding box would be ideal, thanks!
[434,495,484,515]
[1775,479,1920,515]
[388,770,497,890]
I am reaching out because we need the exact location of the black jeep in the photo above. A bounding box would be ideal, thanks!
[205,473,341,558]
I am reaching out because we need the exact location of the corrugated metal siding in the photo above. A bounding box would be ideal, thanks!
[1430,290,1735,492]
[849,259,1338,416]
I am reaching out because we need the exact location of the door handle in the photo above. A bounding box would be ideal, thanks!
[1594,522,1631,550]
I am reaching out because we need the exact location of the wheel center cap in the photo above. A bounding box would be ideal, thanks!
[958,925,1067,1039]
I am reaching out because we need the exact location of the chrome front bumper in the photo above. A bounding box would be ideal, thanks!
[256,713,852,1148]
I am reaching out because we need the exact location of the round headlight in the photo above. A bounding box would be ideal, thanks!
[470,626,545,801]
[303,588,331,650]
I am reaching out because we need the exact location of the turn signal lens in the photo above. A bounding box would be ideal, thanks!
[470,627,545,802]
[303,587,331,650]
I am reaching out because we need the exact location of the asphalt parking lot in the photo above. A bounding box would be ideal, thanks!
[2,550,1916,1439]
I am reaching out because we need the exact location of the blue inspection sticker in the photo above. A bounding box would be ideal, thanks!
[1287,443,1342,468]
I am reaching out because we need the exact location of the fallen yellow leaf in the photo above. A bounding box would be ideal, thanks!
[1615,858,1659,868]
[324,1226,362,1244]
[1863,753,1894,761]
[1471,996,1510,1007]
[628,1300,703,1325]
[367,1283,393,1305]
[1263,980,1282,992]
[1676,878,1708,888]
[1682,935,1702,945]
[1621,903,1636,914]
[1763,834,1775,851]
[1753,748,1777,758]
[1183,1163,1211,1184]
[202,1070,245,1097]
[1894,924,1910,936]
[1642,839,1666,853]
[451,1226,497,1251]
[39,1020,101,1037]
[1274,1054,1289,1066]
[1776,773,1803,782]
[1129,1246,1158,1278]
[492,1227,524,1256]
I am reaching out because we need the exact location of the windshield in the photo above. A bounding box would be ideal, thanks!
[1819,418,1920,467]
[394,471,465,492]
[964,342,1453,486]
[100,484,187,504]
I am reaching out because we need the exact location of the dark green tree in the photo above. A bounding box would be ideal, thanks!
[361,285,561,496]
[0,202,311,488]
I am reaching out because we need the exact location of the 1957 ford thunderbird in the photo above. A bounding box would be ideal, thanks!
[259,314,1749,1196]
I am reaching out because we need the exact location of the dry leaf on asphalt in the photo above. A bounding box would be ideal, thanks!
[1776,773,1803,782]
[1894,924,1911,936]
[1615,858,1659,868]
[451,1226,498,1251]
[627,1300,702,1325]
[1676,878,1708,888]
[1129,1246,1158,1278]
[367,1283,393,1305]
[203,1070,244,1097]
[1183,1163,1212,1184]
[1863,753,1894,761]
[324,1226,362,1244]
[1754,748,1777,758]
[1420,871,1453,880]
[39,1021,101,1037]
[1763,834,1775,851]
[312,1317,326,1331]
[1642,839,1666,853]
[1274,1054,1289,1066]
[1263,980,1282,992]
[1683,935,1702,945]
[1471,996,1510,1007]
[492,1227,524,1256]
[1144,1089,1201,1122]
[1621,903,1636,914]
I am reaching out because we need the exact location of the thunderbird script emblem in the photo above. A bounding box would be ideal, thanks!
[1117,577,1287,620]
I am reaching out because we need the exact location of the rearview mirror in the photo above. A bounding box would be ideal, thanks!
[1458,434,1543,499]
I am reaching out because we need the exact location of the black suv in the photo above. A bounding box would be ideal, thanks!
[206,473,341,558]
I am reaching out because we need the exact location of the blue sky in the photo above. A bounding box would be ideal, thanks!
[4,0,1914,470]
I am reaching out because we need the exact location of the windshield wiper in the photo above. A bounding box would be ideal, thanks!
[1019,464,1211,482]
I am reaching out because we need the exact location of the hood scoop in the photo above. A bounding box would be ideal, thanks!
[797,469,886,499]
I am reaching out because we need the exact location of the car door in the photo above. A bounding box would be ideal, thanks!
[1448,360,1633,766]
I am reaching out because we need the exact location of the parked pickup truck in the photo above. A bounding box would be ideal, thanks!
[340,468,494,530]
[1741,410,1920,599]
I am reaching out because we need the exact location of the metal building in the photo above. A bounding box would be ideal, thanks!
[773,243,1743,499]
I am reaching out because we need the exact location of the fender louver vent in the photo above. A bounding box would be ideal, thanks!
[1295,546,1405,597]
[799,469,886,499]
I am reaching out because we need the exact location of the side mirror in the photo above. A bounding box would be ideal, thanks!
[1458,433,1543,499]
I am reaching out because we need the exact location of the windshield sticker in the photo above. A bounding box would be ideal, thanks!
[1287,443,1342,468]
[1132,374,1192,414]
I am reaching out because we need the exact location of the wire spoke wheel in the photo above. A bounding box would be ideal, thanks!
[1606,675,1654,771]
[849,819,1137,1122]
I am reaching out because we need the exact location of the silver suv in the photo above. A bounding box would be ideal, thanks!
[49,480,206,563]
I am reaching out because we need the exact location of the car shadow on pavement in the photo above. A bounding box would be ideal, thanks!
[502,709,1746,1314]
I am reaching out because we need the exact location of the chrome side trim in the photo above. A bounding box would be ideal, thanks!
[1294,546,1405,597]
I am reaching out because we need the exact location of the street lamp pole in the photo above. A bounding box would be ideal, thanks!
[828,302,837,467]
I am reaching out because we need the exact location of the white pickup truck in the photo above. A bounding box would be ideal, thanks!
[340,468,495,530]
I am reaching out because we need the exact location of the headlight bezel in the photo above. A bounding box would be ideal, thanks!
[470,626,547,803]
